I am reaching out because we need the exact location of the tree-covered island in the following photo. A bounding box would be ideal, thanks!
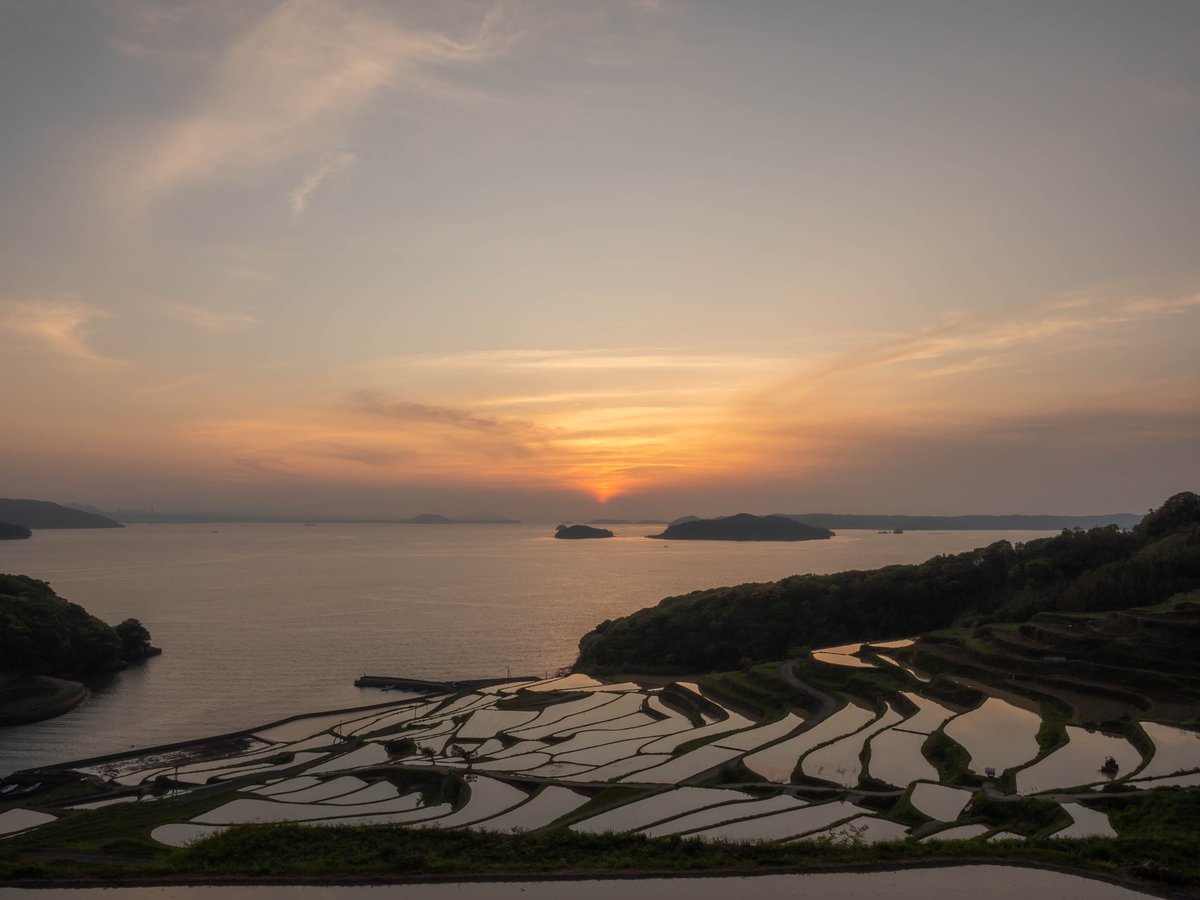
[0,575,159,725]
[648,513,835,542]
[555,523,615,539]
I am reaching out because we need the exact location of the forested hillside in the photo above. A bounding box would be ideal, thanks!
[575,492,1200,674]
[0,575,154,680]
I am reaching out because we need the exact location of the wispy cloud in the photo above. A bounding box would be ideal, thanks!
[392,347,789,373]
[348,390,536,434]
[777,290,1200,391]
[289,150,356,216]
[123,0,515,214]
[161,301,257,333]
[0,298,117,364]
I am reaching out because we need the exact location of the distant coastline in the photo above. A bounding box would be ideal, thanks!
[777,512,1141,531]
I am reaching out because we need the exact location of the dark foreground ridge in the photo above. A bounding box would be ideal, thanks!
[648,513,835,542]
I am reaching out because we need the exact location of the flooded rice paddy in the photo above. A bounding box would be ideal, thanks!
[1136,722,1200,778]
[6,636,1196,865]
[0,866,1162,899]
[744,703,876,782]
[801,706,904,787]
[943,697,1042,773]
[1015,726,1140,795]
[867,728,938,786]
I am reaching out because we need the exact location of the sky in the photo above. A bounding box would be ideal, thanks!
[0,0,1197,521]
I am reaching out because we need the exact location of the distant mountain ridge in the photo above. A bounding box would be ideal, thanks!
[0,499,122,530]
[64,507,522,525]
[778,512,1140,531]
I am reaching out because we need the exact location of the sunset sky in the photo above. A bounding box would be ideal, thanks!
[1,0,1197,521]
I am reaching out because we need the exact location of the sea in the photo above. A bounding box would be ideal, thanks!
[0,523,1057,776]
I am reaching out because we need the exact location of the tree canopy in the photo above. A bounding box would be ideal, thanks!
[0,574,154,679]
[575,492,1200,674]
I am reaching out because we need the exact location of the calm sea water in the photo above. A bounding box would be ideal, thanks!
[0,523,1054,775]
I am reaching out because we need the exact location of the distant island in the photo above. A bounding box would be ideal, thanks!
[0,522,32,540]
[777,512,1140,531]
[0,499,122,530]
[0,574,159,725]
[649,513,835,542]
[555,524,614,540]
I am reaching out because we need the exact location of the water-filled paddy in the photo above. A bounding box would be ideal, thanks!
[744,703,875,782]
[690,800,862,842]
[623,745,741,784]
[812,651,876,668]
[909,782,973,821]
[470,785,588,832]
[1055,803,1116,838]
[896,693,957,733]
[713,712,804,750]
[570,787,749,834]
[867,728,938,786]
[801,706,903,786]
[638,794,804,837]
[252,775,366,802]
[805,815,911,844]
[1137,722,1200,778]
[0,808,55,836]
[943,697,1041,773]
[1015,726,1139,794]
[424,777,528,828]
[923,823,988,841]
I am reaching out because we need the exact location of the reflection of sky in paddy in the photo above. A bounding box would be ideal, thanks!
[943,698,1040,773]
[571,786,751,834]
[1016,726,1139,794]
[1137,723,1200,778]
[744,704,875,782]
[867,728,938,786]
[802,706,903,787]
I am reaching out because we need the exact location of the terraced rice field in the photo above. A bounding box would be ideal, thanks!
[1015,726,1140,795]
[1136,723,1200,778]
[10,663,1194,854]
[943,697,1041,774]
[744,704,876,782]
[801,706,903,787]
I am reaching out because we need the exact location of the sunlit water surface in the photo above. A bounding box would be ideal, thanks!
[0,523,1053,774]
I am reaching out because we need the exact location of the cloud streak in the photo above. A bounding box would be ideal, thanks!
[289,151,357,216]
[123,0,513,214]
[0,298,118,364]
[161,302,257,333]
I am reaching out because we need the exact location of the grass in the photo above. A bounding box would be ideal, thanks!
[922,729,978,787]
